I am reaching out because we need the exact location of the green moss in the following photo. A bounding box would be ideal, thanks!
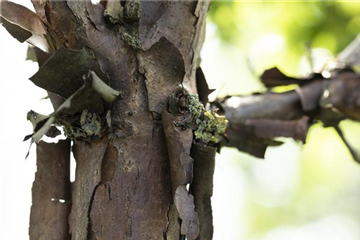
[187,94,228,144]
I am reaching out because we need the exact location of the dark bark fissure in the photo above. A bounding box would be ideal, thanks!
[86,142,118,239]
[87,183,101,239]
[70,139,108,240]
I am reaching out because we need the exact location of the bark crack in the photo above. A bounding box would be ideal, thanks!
[163,205,171,238]
[87,183,101,239]
[125,189,133,238]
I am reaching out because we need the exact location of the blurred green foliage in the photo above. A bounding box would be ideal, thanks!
[207,2,360,240]
[209,1,360,75]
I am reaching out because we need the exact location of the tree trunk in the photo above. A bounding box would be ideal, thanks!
[27,1,210,239]
[2,1,359,239]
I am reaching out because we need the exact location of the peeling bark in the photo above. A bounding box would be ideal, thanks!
[69,138,108,240]
[162,110,199,240]
[0,1,48,50]
[190,143,216,240]
[218,68,360,161]
[29,140,71,240]
[25,1,210,239]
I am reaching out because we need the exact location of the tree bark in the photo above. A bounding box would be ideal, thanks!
[29,140,71,240]
[27,1,210,239]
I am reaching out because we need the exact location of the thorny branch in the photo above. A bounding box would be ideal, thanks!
[215,34,360,162]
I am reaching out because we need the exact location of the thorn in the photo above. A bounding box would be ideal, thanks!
[334,125,360,164]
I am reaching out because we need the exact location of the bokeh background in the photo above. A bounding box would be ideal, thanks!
[1,1,360,240]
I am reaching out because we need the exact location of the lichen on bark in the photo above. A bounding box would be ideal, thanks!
[57,109,102,140]
[187,93,228,145]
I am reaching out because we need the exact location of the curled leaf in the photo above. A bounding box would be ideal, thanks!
[89,71,122,103]
[29,47,107,100]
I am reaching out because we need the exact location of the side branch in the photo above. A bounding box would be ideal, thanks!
[216,71,360,160]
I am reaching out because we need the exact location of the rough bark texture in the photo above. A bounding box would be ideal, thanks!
[26,1,210,239]
[29,140,71,240]
[69,138,108,240]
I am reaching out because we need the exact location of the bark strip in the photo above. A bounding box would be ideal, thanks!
[69,138,108,240]
[0,1,48,50]
[190,143,216,240]
[162,110,200,240]
[29,140,71,240]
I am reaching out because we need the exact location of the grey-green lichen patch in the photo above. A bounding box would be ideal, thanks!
[120,31,141,50]
[80,110,102,136]
[194,110,228,144]
[57,109,102,140]
[187,94,228,144]
[187,94,204,119]
[104,1,123,24]
[123,0,140,22]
